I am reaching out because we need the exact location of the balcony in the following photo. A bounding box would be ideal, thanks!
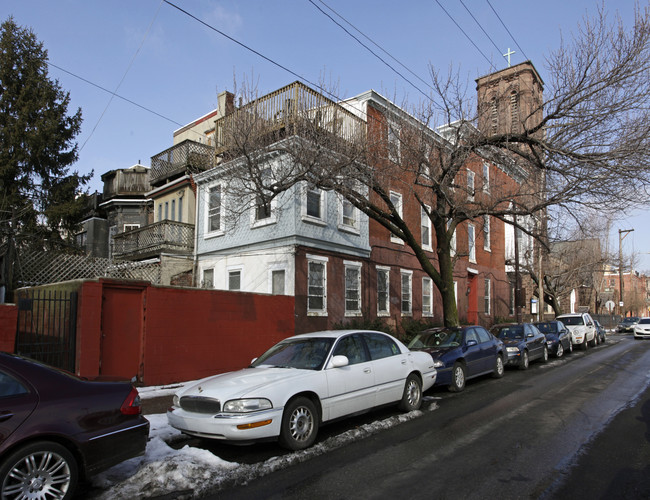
[112,221,194,260]
[150,140,214,186]
[102,166,151,199]
[214,81,366,156]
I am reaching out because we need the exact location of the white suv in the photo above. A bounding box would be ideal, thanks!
[556,313,597,350]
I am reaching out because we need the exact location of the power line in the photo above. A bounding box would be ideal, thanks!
[80,0,164,152]
[485,0,530,62]
[459,0,503,59]
[307,0,432,102]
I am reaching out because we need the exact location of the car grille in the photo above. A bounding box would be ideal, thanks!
[179,396,221,414]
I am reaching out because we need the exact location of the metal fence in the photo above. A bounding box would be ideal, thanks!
[15,289,78,372]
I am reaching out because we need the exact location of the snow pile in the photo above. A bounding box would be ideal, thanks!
[91,398,439,498]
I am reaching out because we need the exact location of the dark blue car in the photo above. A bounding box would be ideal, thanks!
[407,326,506,392]
[490,323,548,369]
[534,320,573,357]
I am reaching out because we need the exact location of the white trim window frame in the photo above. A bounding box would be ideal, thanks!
[338,194,359,234]
[422,276,433,317]
[468,223,476,263]
[202,268,214,289]
[251,194,277,228]
[376,266,390,317]
[389,191,403,244]
[227,266,243,291]
[268,267,287,295]
[123,223,140,232]
[467,169,475,201]
[484,278,491,315]
[344,261,362,316]
[482,162,490,194]
[401,270,413,316]
[483,215,491,251]
[307,255,328,316]
[421,205,432,251]
[205,183,224,238]
[302,185,327,225]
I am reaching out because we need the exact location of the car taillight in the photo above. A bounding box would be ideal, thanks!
[121,386,142,415]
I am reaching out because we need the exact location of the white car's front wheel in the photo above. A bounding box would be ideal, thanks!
[279,397,319,450]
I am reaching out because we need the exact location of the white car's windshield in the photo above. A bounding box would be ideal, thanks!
[559,316,584,326]
[251,337,334,370]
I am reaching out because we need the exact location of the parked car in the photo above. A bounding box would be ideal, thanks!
[407,325,506,392]
[533,320,573,357]
[633,317,650,339]
[594,320,607,344]
[490,323,548,369]
[617,316,640,333]
[556,312,597,350]
[0,352,149,499]
[167,330,437,450]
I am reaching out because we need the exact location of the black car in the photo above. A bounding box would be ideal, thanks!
[407,326,506,392]
[490,323,549,369]
[594,320,607,344]
[0,353,150,499]
[534,320,573,357]
[617,316,640,333]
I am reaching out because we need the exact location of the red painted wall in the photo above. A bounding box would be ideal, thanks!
[73,279,294,386]
[0,304,17,353]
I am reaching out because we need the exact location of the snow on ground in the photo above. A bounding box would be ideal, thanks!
[90,393,440,499]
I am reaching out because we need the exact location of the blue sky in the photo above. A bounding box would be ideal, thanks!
[2,0,648,271]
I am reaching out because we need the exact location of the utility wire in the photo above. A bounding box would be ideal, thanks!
[485,0,530,62]
[459,0,503,58]
[308,0,432,102]
[80,0,164,152]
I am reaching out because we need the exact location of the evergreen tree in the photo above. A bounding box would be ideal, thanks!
[0,17,89,299]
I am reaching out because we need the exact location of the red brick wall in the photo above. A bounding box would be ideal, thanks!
[0,304,17,353]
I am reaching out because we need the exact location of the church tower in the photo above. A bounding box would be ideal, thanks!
[475,61,544,138]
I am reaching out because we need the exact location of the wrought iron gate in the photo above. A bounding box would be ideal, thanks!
[15,289,78,372]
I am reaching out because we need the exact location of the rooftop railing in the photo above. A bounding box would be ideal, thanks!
[112,220,194,260]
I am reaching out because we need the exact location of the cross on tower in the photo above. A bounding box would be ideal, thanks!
[503,48,516,67]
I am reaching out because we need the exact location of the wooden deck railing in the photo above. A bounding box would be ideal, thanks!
[112,221,194,260]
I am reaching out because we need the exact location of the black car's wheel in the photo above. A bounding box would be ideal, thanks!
[541,345,549,363]
[492,355,505,378]
[519,350,529,370]
[0,441,78,500]
[556,342,564,358]
[398,374,422,411]
[449,362,466,392]
[279,397,319,450]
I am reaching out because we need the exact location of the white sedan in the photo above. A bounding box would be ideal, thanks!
[167,330,437,450]
[633,317,650,339]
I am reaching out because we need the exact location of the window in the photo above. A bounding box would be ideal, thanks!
[0,371,28,397]
[467,170,475,201]
[171,199,176,221]
[202,269,214,288]
[158,204,162,222]
[389,191,403,243]
[307,256,328,315]
[76,232,87,248]
[271,270,285,295]
[305,187,324,220]
[421,206,431,250]
[340,196,358,232]
[490,96,498,134]
[510,90,519,133]
[253,169,276,226]
[363,332,399,360]
[483,215,491,251]
[388,122,400,163]
[484,278,491,315]
[255,194,272,221]
[344,262,362,315]
[164,202,169,220]
[207,185,222,233]
[178,196,183,222]
[483,162,490,193]
[228,270,241,291]
[422,277,433,317]
[124,224,140,232]
[401,270,412,315]
[468,224,476,263]
[377,267,390,316]
[333,334,368,365]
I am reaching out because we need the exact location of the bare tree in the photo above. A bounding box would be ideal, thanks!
[213,5,650,327]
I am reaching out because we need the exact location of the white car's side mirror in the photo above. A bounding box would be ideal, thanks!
[329,355,349,368]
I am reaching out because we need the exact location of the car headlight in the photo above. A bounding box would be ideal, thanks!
[506,346,520,353]
[432,360,445,368]
[223,398,272,413]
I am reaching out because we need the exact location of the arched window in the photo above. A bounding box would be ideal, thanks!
[490,96,498,134]
[510,90,519,133]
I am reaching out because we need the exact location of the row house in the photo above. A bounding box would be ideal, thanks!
[601,265,649,317]
[192,62,544,333]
